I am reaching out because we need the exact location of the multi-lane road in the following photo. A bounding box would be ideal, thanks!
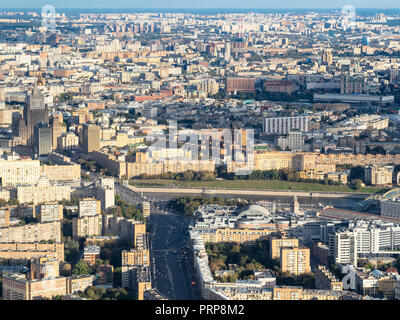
[115,183,201,300]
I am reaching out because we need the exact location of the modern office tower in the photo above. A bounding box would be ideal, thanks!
[263,116,309,134]
[334,231,357,266]
[34,122,52,157]
[280,247,311,276]
[82,124,100,153]
[364,165,393,186]
[78,198,101,217]
[270,237,300,259]
[225,77,255,94]
[321,49,333,66]
[340,76,369,94]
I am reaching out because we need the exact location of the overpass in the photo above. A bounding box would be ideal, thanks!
[356,189,400,212]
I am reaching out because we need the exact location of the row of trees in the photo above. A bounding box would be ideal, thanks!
[79,286,136,300]
[218,168,344,186]
[139,170,215,181]
[113,195,144,221]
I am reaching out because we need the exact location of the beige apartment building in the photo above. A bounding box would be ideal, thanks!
[41,164,81,183]
[314,265,343,291]
[0,221,61,243]
[72,214,103,240]
[0,207,10,227]
[228,151,400,174]
[141,202,150,218]
[0,242,64,262]
[3,257,93,300]
[0,159,41,186]
[91,150,215,178]
[270,237,299,259]
[78,198,101,217]
[273,286,303,300]
[122,248,150,266]
[38,203,63,223]
[17,176,71,205]
[198,228,274,244]
[280,247,311,275]
[364,165,393,186]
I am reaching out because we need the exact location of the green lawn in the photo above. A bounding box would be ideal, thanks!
[128,179,387,194]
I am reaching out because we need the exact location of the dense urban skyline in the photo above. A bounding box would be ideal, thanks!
[2,0,400,9]
[1,4,400,305]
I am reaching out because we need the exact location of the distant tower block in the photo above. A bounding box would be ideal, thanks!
[224,41,231,62]
[142,201,151,218]
[292,196,300,215]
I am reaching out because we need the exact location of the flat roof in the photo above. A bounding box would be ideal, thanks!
[318,207,400,223]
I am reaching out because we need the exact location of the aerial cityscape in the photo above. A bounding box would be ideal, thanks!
[1,1,400,304]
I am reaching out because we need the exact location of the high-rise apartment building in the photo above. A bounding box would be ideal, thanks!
[270,237,300,259]
[78,198,101,217]
[364,165,393,186]
[280,247,311,275]
[72,214,103,240]
[141,201,150,218]
[334,231,357,266]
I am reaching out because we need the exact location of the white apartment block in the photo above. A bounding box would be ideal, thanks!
[263,116,309,134]
[0,160,41,186]
[381,198,400,219]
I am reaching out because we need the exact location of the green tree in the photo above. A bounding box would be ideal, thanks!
[72,259,92,275]
[354,179,362,191]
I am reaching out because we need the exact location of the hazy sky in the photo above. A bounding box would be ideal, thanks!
[2,0,400,9]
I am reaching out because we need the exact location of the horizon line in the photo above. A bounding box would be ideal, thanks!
[1,7,400,10]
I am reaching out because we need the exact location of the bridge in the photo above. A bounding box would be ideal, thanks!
[356,188,400,212]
